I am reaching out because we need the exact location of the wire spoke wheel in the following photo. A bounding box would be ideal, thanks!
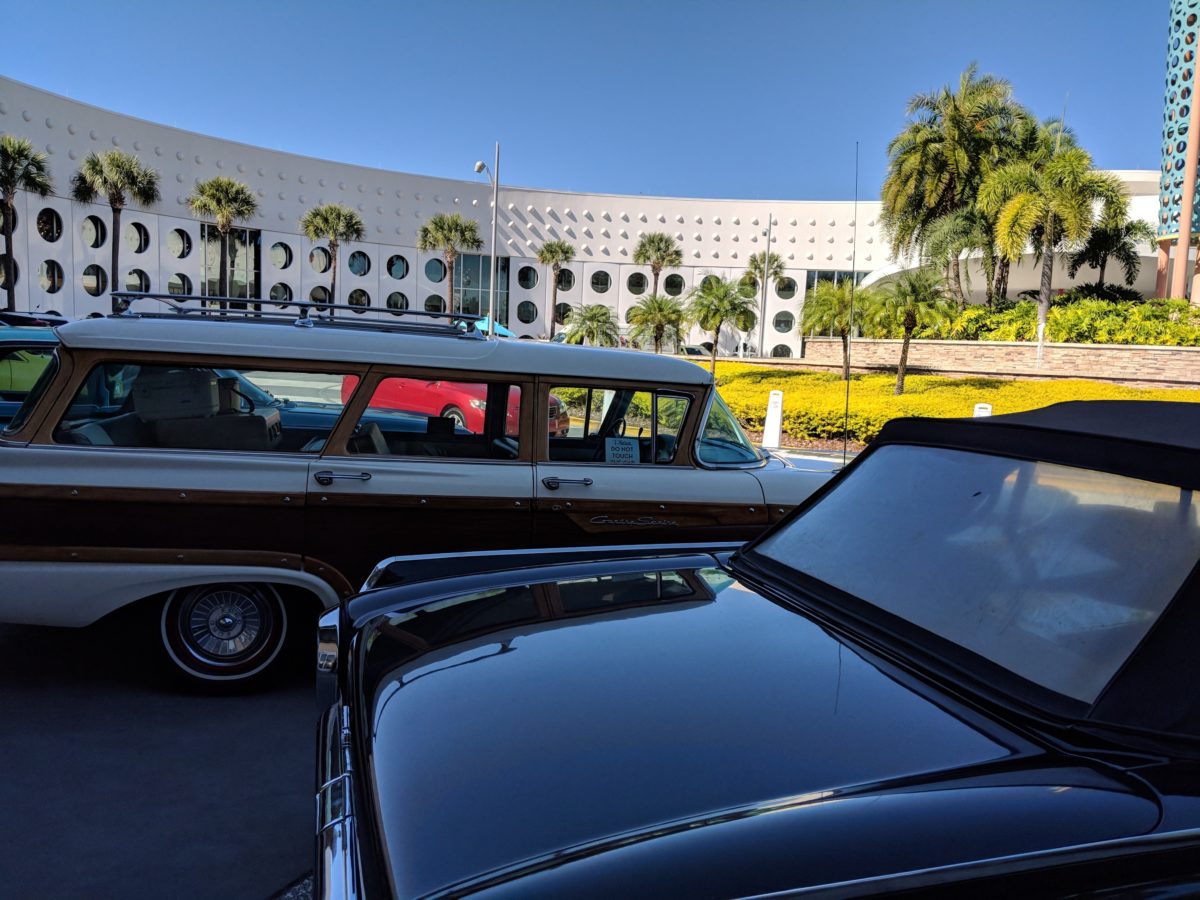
[161,583,286,683]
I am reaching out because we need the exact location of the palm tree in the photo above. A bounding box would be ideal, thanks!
[71,150,160,307]
[921,209,991,308]
[187,176,257,303]
[866,269,955,395]
[801,279,860,381]
[881,64,1029,299]
[980,138,1127,328]
[536,239,575,339]
[1067,215,1156,291]
[633,231,682,296]
[416,212,483,315]
[686,275,757,374]
[300,203,365,312]
[563,304,618,346]
[627,293,686,353]
[0,136,52,312]
[743,251,786,295]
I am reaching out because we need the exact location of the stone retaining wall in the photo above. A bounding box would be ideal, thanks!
[783,338,1200,388]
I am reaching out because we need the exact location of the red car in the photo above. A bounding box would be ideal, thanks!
[342,376,570,436]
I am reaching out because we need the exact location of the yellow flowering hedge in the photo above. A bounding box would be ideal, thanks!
[709,362,1200,444]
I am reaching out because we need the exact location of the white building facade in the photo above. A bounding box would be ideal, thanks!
[0,77,1161,357]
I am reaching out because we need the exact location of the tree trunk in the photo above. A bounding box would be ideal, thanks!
[548,268,558,339]
[840,332,850,381]
[652,267,660,297]
[446,254,455,314]
[2,200,14,312]
[981,242,996,308]
[654,324,663,354]
[710,324,720,375]
[110,205,123,313]
[949,254,966,309]
[329,239,339,318]
[1038,235,1055,329]
[896,328,912,395]
[218,227,229,311]
[1096,256,1107,291]
[998,257,1011,301]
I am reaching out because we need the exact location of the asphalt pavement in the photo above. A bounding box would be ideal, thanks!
[0,609,316,900]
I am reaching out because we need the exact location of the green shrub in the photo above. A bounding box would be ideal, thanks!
[920,297,1200,346]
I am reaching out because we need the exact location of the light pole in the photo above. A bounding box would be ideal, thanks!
[757,213,773,358]
[473,142,500,336]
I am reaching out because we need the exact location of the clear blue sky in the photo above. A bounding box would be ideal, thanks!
[3,0,1166,200]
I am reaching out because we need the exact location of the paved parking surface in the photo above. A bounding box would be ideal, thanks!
[0,610,316,900]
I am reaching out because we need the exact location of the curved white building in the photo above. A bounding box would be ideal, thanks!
[0,77,1160,357]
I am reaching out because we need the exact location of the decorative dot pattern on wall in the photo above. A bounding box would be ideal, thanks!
[1161,0,1200,238]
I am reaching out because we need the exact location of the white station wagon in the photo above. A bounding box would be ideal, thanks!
[0,300,837,683]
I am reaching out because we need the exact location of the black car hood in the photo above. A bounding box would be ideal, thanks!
[354,561,1160,898]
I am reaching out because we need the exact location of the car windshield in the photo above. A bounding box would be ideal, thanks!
[751,444,1200,704]
[696,393,762,465]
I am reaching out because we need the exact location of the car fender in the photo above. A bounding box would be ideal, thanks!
[0,561,340,627]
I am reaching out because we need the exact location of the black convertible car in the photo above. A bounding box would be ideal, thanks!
[316,401,1200,898]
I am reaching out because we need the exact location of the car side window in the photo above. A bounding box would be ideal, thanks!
[347,375,523,460]
[548,385,690,465]
[53,362,347,452]
[0,346,56,402]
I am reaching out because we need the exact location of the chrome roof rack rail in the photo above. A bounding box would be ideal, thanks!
[108,292,486,339]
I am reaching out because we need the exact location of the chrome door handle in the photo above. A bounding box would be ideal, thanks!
[542,476,593,490]
[314,470,373,486]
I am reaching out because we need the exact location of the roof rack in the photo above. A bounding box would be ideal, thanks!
[108,292,486,340]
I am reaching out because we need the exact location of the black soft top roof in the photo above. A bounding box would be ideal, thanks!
[874,400,1200,490]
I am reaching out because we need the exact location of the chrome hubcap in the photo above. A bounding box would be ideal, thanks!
[187,590,263,659]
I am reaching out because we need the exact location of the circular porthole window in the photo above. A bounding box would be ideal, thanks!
[269,282,292,303]
[517,300,538,324]
[556,269,575,291]
[590,271,611,293]
[39,260,63,293]
[773,311,795,333]
[517,266,538,289]
[348,288,370,312]
[0,257,17,288]
[425,294,445,312]
[742,275,759,294]
[82,215,106,249]
[555,302,572,324]
[700,275,719,291]
[124,222,150,254]
[82,264,107,296]
[309,285,331,304]
[126,269,150,292]
[424,259,446,283]
[348,251,371,276]
[270,242,292,269]
[309,247,332,273]
[776,277,797,299]
[36,208,62,243]
[168,273,192,296]
[386,292,409,313]
[627,272,647,295]
[387,255,409,280]
[664,274,684,296]
[168,229,192,259]
[770,344,793,358]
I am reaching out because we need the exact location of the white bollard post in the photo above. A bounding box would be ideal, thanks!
[763,390,784,449]
[973,403,992,417]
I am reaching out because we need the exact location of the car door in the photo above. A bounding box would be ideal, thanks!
[534,382,768,547]
[0,358,338,624]
[305,370,535,587]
